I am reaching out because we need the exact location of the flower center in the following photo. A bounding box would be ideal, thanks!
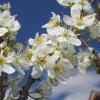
[79,0,84,5]
[24,52,33,61]
[54,64,64,74]
[34,37,45,45]
[0,56,5,65]
[76,15,84,26]
[53,43,62,51]
[63,33,70,38]
[37,56,47,65]
[67,1,73,7]
[4,46,11,53]
[48,19,60,27]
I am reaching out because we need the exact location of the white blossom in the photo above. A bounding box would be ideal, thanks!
[12,48,33,75]
[71,3,94,18]
[28,33,48,48]
[56,0,74,7]
[77,49,92,73]
[47,57,78,82]
[0,51,15,75]
[89,21,100,40]
[37,81,52,97]
[0,27,8,37]
[42,12,61,29]
[47,26,81,46]
[57,0,92,7]
[63,13,96,29]
[0,10,21,35]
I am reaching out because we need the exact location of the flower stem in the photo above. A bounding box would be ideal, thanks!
[0,72,8,100]
[18,75,40,100]
[79,37,89,48]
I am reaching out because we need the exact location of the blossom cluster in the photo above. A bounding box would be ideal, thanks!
[0,0,99,100]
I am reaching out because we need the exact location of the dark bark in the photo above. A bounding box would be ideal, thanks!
[89,91,100,100]
[0,72,8,100]
[90,0,96,4]
[18,76,40,100]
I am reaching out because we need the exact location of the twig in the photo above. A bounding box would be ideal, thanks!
[0,72,8,100]
[18,75,40,100]
[90,0,96,4]
[79,37,89,48]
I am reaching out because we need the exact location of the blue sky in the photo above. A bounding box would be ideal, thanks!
[1,0,100,100]
[0,0,68,43]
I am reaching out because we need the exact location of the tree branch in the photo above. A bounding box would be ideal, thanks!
[18,75,40,100]
[0,72,8,100]
[89,91,100,100]
[90,0,96,4]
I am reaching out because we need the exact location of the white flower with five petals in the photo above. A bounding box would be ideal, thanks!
[42,12,61,29]
[28,33,48,48]
[63,13,96,29]
[71,3,94,17]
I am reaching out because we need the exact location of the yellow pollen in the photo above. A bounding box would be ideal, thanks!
[37,56,47,65]
[63,33,70,38]
[48,19,60,27]
[34,37,45,45]
[24,52,32,61]
[79,0,84,5]
[53,44,62,51]
[4,46,11,53]
[76,15,84,26]
[0,56,5,65]
[54,65,64,74]
[67,1,73,7]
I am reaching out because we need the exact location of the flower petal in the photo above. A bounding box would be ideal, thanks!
[28,38,34,46]
[2,64,15,74]
[68,37,81,46]
[31,66,43,78]
[2,10,10,18]
[84,14,96,27]
[0,27,8,37]
[60,59,78,79]
[71,4,82,18]
[41,34,47,41]
[9,21,21,33]
[57,0,73,7]
[63,15,74,26]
